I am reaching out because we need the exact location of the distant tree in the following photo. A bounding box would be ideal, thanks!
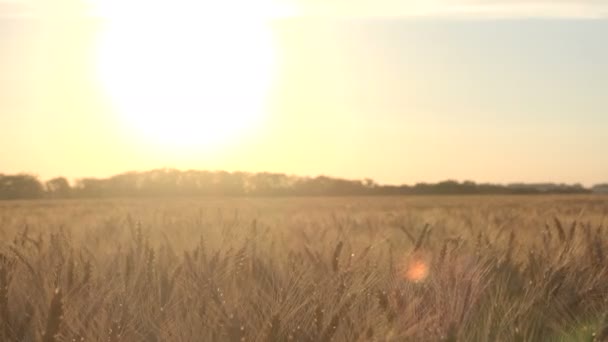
[74,178,106,197]
[363,178,377,188]
[0,174,44,199]
[45,177,71,198]
[592,184,608,194]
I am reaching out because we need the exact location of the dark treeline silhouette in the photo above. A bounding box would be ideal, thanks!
[0,169,598,200]
[0,174,45,199]
[593,184,608,194]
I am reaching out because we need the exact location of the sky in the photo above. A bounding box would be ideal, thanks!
[1,0,607,186]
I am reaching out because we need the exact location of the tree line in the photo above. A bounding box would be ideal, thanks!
[0,169,596,200]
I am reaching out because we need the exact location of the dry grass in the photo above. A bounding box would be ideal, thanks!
[0,195,607,341]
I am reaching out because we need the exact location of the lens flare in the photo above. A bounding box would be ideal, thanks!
[401,252,430,283]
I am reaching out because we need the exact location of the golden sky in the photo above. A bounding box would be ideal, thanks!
[1,0,607,185]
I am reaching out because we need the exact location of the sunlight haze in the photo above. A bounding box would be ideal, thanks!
[2,2,608,340]
[1,0,607,186]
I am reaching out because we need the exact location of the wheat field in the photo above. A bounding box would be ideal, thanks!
[0,195,607,341]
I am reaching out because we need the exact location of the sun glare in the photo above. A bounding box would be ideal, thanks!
[94,1,281,150]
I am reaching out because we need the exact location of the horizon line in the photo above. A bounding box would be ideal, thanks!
[3,168,606,188]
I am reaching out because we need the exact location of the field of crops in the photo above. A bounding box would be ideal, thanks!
[1,195,607,341]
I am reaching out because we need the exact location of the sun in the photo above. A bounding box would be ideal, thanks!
[93,1,282,150]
